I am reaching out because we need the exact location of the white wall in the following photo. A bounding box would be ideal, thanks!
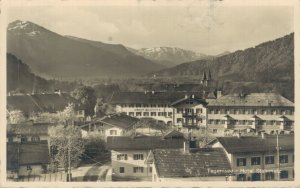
[111,150,152,178]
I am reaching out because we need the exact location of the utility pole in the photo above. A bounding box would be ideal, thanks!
[276,131,280,181]
[68,136,72,182]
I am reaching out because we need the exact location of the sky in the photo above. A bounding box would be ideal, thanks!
[6,2,294,55]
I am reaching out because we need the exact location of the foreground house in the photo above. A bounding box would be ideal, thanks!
[211,133,294,181]
[106,134,185,181]
[7,141,50,178]
[148,147,232,181]
[80,113,139,140]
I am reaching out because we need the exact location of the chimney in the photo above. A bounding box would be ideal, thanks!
[217,90,222,98]
[185,94,188,99]
[144,90,147,94]
[203,90,206,98]
[237,132,241,138]
[191,94,195,99]
[152,90,155,94]
[183,140,191,153]
[261,132,265,139]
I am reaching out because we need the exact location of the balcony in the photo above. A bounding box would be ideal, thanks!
[182,112,196,117]
[182,123,198,128]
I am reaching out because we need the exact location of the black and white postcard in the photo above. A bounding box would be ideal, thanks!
[0,0,299,187]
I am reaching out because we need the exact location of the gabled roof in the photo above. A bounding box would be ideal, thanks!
[152,148,231,178]
[216,134,294,153]
[163,130,185,139]
[7,93,83,115]
[100,113,139,130]
[171,96,207,106]
[110,91,204,104]
[207,93,294,107]
[106,136,184,150]
[7,142,50,169]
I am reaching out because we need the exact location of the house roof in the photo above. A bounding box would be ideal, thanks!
[207,93,294,107]
[163,130,185,139]
[170,96,207,106]
[110,91,204,104]
[7,142,50,169]
[7,123,54,136]
[106,135,184,150]
[7,93,83,115]
[152,148,231,178]
[216,134,294,153]
[100,113,139,130]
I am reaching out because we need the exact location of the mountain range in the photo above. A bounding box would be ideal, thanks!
[153,33,294,83]
[6,20,294,100]
[7,20,164,79]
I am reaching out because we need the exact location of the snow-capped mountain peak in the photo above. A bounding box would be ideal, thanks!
[8,20,30,30]
[128,46,208,67]
[7,20,46,37]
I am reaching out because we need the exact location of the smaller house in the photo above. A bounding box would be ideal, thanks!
[106,134,185,181]
[147,147,232,181]
[80,113,139,140]
[7,141,50,179]
[211,133,294,181]
[7,122,54,143]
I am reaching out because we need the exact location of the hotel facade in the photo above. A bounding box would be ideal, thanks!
[110,91,294,135]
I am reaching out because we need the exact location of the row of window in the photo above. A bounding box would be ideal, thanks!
[177,108,203,114]
[237,170,290,181]
[121,104,170,108]
[116,154,144,161]
[119,167,152,174]
[208,119,294,126]
[8,136,40,143]
[237,155,293,166]
[127,112,172,117]
[177,118,203,124]
[208,109,294,115]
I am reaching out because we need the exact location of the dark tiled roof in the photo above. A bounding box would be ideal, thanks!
[7,93,83,115]
[100,113,139,129]
[110,91,204,104]
[106,136,184,150]
[207,93,294,107]
[7,123,53,136]
[153,148,231,178]
[7,142,50,169]
[216,134,294,153]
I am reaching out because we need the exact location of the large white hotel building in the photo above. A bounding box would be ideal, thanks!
[110,91,294,135]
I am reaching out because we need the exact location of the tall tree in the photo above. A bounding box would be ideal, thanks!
[49,125,84,173]
[49,104,84,175]
[71,86,96,116]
